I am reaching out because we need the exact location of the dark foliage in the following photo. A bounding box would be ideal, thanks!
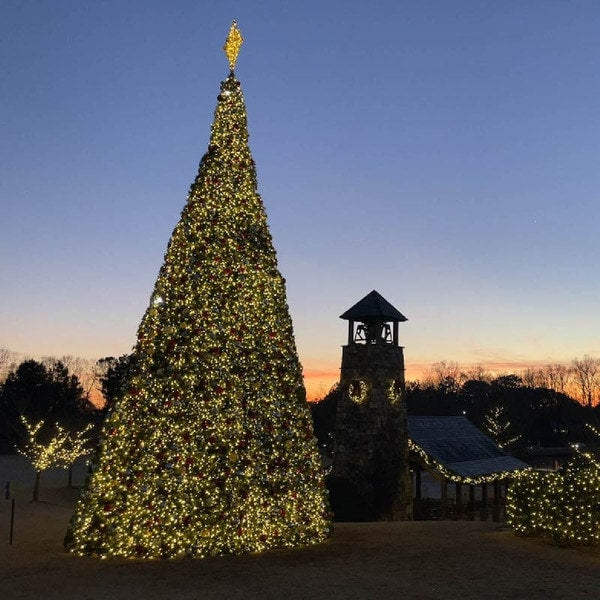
[326,476,367,521]
[404,376,591,451]
[310,375,594,460]
[98,354,135,414]
[310,384,340,454]
[0,359,93,453]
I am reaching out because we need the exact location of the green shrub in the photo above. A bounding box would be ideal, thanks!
[507,453,600,546]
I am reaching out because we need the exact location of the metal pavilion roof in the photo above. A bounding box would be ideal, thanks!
[407,416,528,480]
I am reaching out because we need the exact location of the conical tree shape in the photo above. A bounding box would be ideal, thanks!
[65,68,330,558]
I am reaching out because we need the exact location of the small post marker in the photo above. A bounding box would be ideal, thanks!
[5,482,14,545]
[9,498,15,545]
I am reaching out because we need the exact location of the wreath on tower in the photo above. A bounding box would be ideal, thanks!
[387,379,403,404]
[349,380,368,403]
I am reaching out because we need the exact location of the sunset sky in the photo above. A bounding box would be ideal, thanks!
[2,2,600,399]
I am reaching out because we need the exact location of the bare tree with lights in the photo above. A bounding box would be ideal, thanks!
[483,405,521,450]
[18,417,91,501]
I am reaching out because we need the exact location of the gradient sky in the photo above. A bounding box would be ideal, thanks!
[2,1,600,398]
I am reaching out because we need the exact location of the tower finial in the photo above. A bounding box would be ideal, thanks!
[223,20,244,72]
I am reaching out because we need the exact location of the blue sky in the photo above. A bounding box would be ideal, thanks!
[2,1,600,396]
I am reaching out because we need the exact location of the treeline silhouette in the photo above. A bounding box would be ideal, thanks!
[0,359,99,454]
[0,353,141,454]
[311,370,599,459]
[2,350,599,460]
[0,354,135,454]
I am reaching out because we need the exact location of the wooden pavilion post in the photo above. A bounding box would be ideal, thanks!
[415,465,422,500]
[440,478,447,519]
[492,480,501,522]
[480,482,488,521]
[412,465,422,520]
[468,485,476,520]
[455,483,463,519]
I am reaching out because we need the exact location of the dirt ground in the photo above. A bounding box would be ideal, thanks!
[1,455,599,600]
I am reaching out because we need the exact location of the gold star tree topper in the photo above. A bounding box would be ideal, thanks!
[223,20,244,71]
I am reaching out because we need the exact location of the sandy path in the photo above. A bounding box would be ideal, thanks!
[1,456,599,600]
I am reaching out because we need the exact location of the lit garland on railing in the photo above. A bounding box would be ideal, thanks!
[408,439,529,485]
[507,452,600,546]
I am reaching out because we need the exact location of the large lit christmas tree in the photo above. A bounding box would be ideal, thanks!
[65,23,330,559]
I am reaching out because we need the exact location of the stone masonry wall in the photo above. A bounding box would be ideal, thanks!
[332,344,412,521]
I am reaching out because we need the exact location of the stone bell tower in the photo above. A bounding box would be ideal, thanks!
[330,290,412,521]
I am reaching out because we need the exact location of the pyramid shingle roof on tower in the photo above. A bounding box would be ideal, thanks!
[339,290,408,322]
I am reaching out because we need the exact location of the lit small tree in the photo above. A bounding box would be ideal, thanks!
[508,452,600,546]
[63,423,93,488]
[17,416,92,501]
[483,405,521,449]
[18,416,70,501]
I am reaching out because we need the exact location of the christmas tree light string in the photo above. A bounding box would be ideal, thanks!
[65,22,331,559]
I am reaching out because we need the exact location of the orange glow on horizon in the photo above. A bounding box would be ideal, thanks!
[302,364,430,401]
[302,359,573,402]
[88,388,105,409]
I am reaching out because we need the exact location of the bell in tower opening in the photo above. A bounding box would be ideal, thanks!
[353,320,393,345]
[329,290,413,521]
